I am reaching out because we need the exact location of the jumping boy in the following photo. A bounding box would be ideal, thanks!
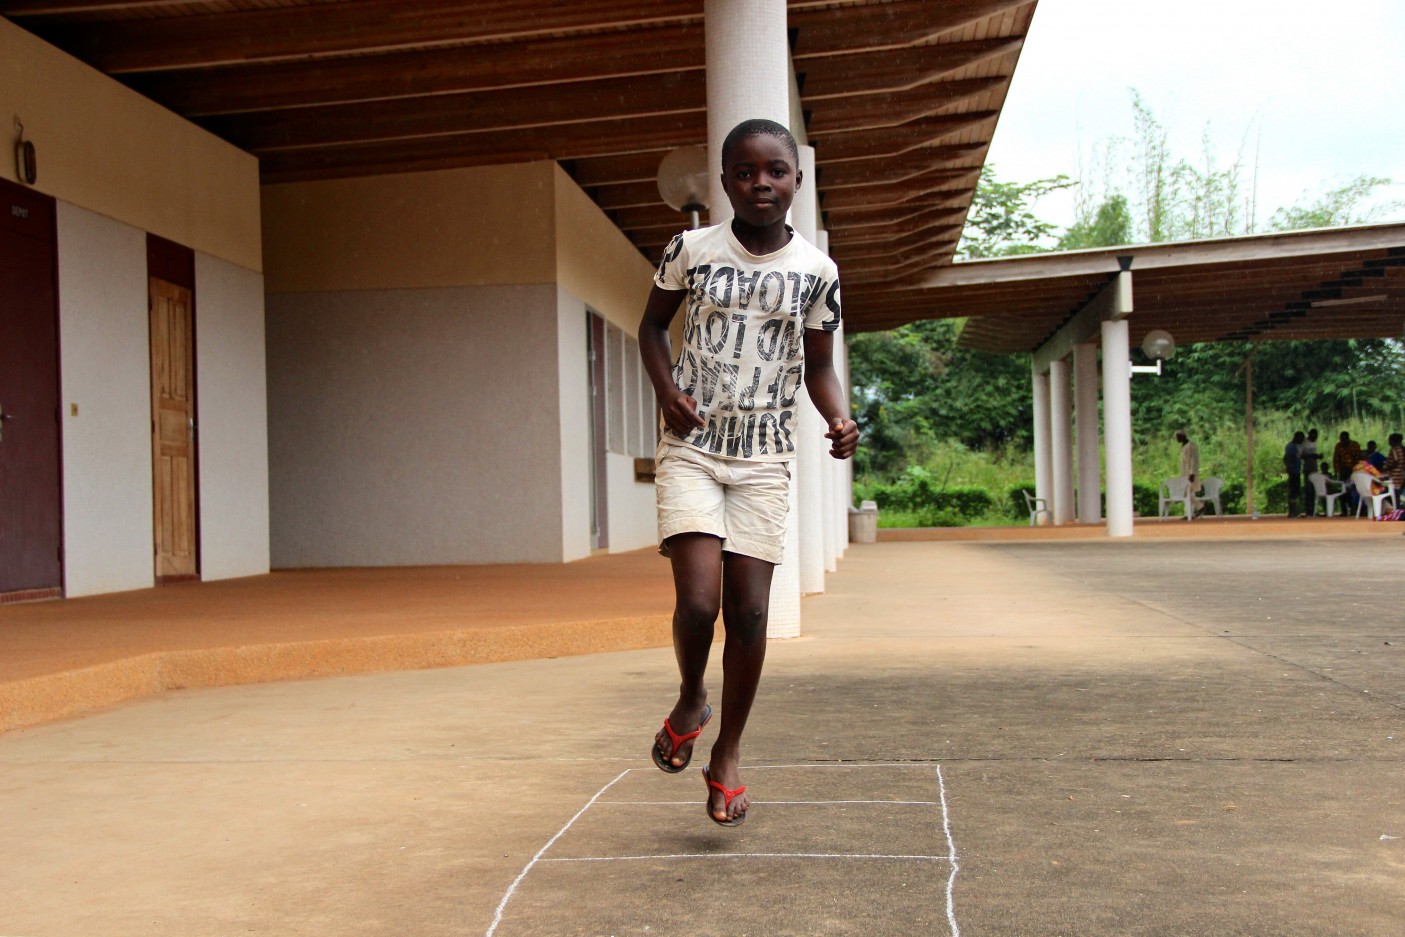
[638,118,859,826]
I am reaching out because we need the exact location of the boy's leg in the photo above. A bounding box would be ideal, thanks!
[656,532,723,769]
[706,551,775,823]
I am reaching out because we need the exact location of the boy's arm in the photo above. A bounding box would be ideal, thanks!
[802,328,859,459]
[638,284,705,437]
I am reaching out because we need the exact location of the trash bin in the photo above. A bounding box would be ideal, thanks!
[848,500,878,544]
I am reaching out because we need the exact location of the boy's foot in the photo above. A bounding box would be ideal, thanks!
[703,759,749,825]
[652,701,712,772]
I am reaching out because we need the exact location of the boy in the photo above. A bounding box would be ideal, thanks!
[638,118,858,826]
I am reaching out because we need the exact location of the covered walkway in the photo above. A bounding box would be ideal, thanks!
[3,531,1402,934]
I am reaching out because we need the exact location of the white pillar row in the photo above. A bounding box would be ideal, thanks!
[1031,365,1052,511]
[793,145,825,596]
[705,0,790,227]
[1101,318,1135,537]
[704,0,797,633]
[1073,342,1102,523]
[1049,356,1074,524]
[817,229,848,565]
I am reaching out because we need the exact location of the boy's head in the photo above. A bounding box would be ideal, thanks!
[721,119,799,169]
[719,118,802,227]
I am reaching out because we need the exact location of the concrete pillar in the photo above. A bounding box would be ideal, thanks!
[1031,365,1052,510]
[705,0,790,226]
[793,145,825,596]
[1049,356,1074,524]
[1074,342,1102,522]
[1101,319,1134,537]
[703,0,797,631]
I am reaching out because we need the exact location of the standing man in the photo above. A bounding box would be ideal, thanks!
[1176,429,1204,516]
[1284,430,1305,518]
[1300,428,1320,516]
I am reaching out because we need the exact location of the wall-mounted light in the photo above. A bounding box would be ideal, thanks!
[656,145,709,229]
[14,117,37,186]
[1131,328,1175,377]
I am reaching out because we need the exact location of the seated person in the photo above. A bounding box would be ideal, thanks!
[1352,458,1387,496]
[1365,440,1387,471]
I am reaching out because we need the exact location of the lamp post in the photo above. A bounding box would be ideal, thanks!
[1132,328,1175,376]
[656,145,710,229]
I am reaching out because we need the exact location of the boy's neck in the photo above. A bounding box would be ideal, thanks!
[729,217,792,256]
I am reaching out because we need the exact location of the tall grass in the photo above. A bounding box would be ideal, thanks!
[854,409,1402,526]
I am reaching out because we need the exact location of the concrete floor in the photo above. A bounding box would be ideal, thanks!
[2,527,1403,935]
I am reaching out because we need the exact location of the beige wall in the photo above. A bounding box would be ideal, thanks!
[552,163,656,331]
[266,284,565,567]
[0,18,261,272]
[261,163,557,293]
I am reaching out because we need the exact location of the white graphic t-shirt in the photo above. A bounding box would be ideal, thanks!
[654,222,842,462]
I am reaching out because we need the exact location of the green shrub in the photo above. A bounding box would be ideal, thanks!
[854,467,993,521]
[1005,482,1039,520]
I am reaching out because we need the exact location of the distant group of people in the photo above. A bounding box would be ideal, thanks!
[1284,428,1405,517]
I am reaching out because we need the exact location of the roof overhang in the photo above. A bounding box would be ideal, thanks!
[844,223,1405,349]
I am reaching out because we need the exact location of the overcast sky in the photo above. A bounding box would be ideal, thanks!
[984,0,1405,235]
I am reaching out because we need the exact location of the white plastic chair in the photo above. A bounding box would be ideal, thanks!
[1158,477,1194,519]
[1199,477,1224,516]
[1307,472,1344,517]
[1351,472,1397,518]
[1022,490,1050,526]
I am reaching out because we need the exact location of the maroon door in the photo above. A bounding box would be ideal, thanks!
[1,180,63,597]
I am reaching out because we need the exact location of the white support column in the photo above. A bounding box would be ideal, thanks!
[1049,356,1074,524]
[793,144,825,596]
[1101,318,1134,537]
[705,0,790,227]
[834,317,851,560]
[1074,342,1102,523]
[704,0,797,633]
[1031,364,1052,510]
[814,228,839,573]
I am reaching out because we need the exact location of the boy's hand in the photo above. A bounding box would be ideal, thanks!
[661,390,707,437]
[825,418,859,459]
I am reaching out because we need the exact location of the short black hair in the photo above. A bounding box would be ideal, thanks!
[721,118,799,169]
[1389,433,1402,446]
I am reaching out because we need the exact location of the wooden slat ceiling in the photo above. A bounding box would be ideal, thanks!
[1,0,1037,332]
[930,226,1405,353]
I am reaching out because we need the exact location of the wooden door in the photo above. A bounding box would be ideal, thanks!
[0,182,63,599]
[149,277,198,580]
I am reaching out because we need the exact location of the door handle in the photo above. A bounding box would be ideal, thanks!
[0,403,12,442]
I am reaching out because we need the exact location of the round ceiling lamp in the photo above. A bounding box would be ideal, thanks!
[656,145,710,229]
[1141,329,1176,361]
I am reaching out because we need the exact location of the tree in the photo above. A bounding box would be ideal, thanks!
[848,319,1031,477]
[1269,175,1399,231]
[956,166,1074,258]
[1057,193,1132,250]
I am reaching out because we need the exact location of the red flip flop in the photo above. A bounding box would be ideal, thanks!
[651,703,713,773]
[702,765,747,827]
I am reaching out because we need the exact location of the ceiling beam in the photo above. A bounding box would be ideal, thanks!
[23,0,705,73]
[259,111,705,183]
[805,77,1005,136]
[798,37,1022,100]
[202,72,704,152]
[124,27,706,116]
[813,112,999,163]
[790,0,1028,59]
[817,147,984,188]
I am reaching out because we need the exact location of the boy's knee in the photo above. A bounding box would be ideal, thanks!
[724,599,768,638]
[675,596,720,629]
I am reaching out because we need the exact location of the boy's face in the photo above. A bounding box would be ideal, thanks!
[720,133,801,227]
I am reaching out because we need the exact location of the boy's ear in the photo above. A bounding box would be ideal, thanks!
[795,169,804,191]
